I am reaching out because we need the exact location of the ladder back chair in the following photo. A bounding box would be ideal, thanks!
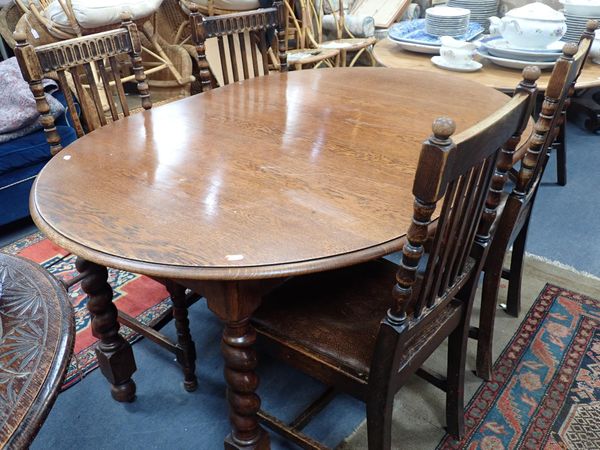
[13,14,151,156]
[188,1,287,93]
[250,68,539,449]
[14,16,200,399]
[473,20,598,381]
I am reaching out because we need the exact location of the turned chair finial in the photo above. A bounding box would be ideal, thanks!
[563,42,579,58]
[522,65,541,83]
[432,117,456,141]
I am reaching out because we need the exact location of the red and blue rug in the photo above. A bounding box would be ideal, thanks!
[1,232,172,390]
[439,284,600,449]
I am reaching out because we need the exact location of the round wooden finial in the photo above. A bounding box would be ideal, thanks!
[432,117,456,140]
[586,19,599,32]
[188,2,199,13]
[120,12,133,22]
[522,65,541,83]
[13,30,27,43]
[563,42,578,57]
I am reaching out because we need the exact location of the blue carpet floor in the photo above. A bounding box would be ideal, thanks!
[2,122,597,449]
[31,300,365,449]
[526,123,600,276]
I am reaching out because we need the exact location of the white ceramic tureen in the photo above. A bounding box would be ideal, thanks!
[489,2,566,50]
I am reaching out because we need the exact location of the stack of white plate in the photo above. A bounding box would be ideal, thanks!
[478,36,564,70]
[447,0,498,30]
[425,6,470,37]
[563,11,600,42]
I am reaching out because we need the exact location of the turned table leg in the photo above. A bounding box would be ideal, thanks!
[76,257,136,402]
[164,280,198,392]
[203,281,270,450]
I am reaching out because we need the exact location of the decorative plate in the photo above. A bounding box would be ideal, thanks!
[388,37,440,54]
[388,19,484,46]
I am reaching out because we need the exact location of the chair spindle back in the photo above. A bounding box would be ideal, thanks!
[189,1,287,92]
[14,15,151,155]
[390,68,540,329]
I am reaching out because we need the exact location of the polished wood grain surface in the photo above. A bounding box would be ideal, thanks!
[32,67,513,280]
[374,38,600,92]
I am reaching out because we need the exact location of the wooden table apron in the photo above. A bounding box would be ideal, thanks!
[30,67,515,449]
[373,38,600,92]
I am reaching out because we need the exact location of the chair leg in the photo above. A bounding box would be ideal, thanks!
[165,280,198,392]
[446,324,467,439]
[366,392,394,450]
[475,266,503,381]
[504,217,530,318]
[555,119,567,186]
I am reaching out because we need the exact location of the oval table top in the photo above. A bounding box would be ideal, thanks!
[32,67,515,280]
[374,38,600,92]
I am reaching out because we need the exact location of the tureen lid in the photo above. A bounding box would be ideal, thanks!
[505,2,565,21]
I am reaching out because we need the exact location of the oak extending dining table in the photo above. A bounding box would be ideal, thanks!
[31,67,523,449]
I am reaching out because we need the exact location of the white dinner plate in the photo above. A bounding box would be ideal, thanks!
[477,48,556,70]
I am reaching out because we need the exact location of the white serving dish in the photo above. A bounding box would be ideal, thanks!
[489,2,566,49]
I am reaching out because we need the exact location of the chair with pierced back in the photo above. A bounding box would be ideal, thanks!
[13,14,151,156]
[188,1,287,92]
[472,20,598,381]
[250,68,539,448]
[13,17,200,399]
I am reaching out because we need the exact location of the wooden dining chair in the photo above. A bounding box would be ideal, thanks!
[188,1,287,92]
[13,17,200,396]
[250,68,539,448]
[473,20,598,381]
[13,15,152,156]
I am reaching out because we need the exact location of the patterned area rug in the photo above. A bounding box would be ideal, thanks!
[439,284,600,449]
[1,232,172,390]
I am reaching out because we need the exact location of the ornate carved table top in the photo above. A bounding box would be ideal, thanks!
[30,67,518,281]
[0,254,74,448]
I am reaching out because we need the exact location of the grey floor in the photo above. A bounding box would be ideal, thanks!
[2,120,599,449]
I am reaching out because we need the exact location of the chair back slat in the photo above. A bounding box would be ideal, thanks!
[238,32,250,80]
[82,62,108,127]
[56,70,85,138]
[217,36,230,85]
[259,31,270,76]
[13,16,151,155]
[227,34,240,82]
[96,59,119,122]
[189,1,287,92]
[250,31,260,77]
[108,56,130,117]
[69,66,97,133]
[389,68,540,327]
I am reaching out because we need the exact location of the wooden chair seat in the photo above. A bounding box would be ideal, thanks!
[254,259,399,381]
[319,36,376,52]
[287,47,340,67]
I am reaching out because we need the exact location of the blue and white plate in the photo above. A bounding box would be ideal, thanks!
[388,19,484,46]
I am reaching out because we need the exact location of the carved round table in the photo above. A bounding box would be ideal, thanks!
[31,67,522,449]
[0,253,74,448]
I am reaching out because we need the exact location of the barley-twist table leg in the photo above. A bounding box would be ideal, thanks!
[76,257,136,402]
